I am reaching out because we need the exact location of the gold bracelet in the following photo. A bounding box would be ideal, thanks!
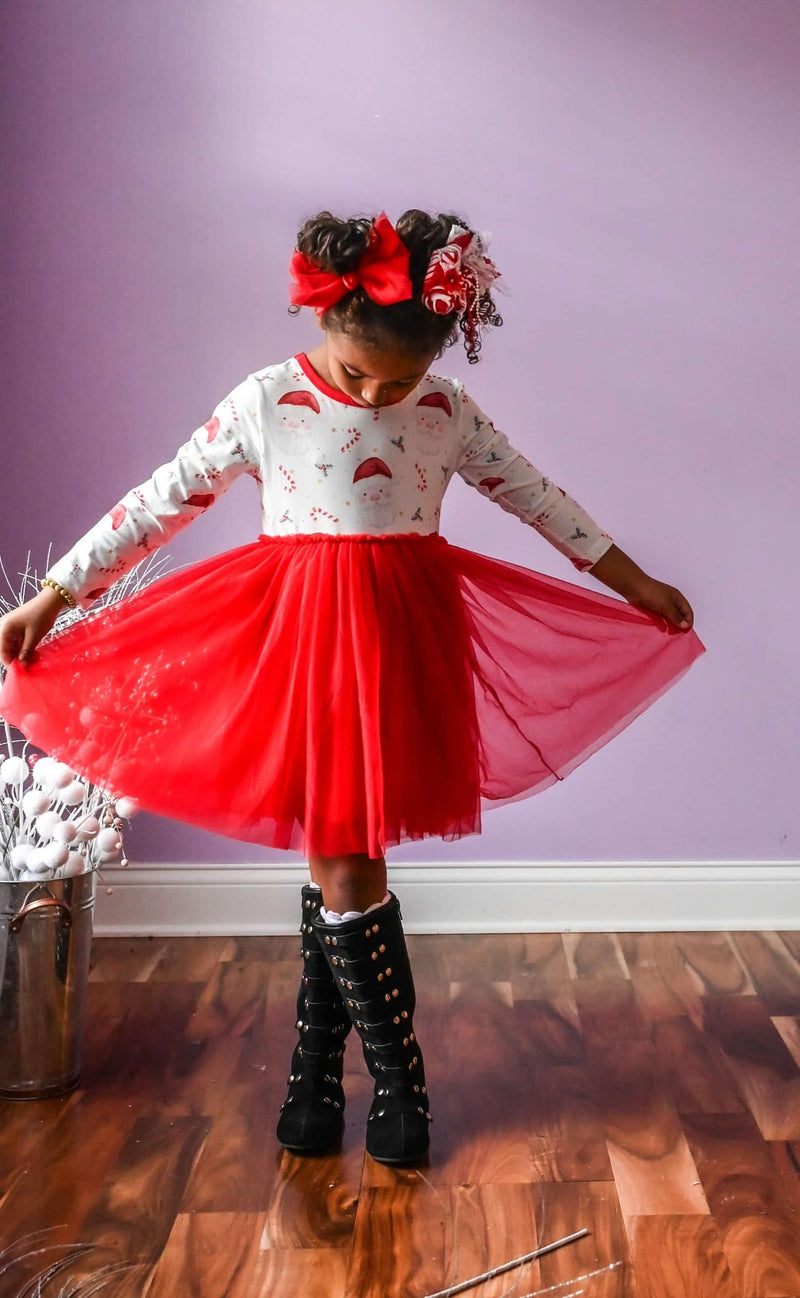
[40,577,77,609]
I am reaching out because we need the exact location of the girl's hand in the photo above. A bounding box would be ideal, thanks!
[0,589,69,667]
[625,576,695,632]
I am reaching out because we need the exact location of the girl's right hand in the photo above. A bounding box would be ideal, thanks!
[0,589,71,667]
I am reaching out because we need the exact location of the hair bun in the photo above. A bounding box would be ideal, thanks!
[295,211,373,274]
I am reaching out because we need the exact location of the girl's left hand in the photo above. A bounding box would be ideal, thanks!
[625,577,695,632]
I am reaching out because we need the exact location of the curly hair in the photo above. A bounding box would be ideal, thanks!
[287,208,503,364]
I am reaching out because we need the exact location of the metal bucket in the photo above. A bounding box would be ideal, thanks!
[0,872,96,1099]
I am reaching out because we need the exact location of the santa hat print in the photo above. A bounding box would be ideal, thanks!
[353,457,393,484]
[416,391,452,418]
[277,390,321,414]
[479,477,506,491]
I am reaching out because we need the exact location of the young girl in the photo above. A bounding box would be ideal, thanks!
[0,208,705,1166]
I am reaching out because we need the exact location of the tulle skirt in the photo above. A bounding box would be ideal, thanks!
[0,532,706,859]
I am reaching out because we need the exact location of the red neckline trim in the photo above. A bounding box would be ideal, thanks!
[294,352,412,409]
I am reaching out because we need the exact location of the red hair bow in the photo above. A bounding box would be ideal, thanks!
[288,212,414,315]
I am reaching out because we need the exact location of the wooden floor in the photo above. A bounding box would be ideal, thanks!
[2,928,800,1297]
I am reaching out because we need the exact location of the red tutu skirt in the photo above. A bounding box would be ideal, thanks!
[0,532,706,859]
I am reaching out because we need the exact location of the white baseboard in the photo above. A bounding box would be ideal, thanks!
[91,861,800,934]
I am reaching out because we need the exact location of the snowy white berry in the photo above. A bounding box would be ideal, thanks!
[96,828,123,853]
[10,843,33,869]
[1,756,28,787]
[53,820,79,844]
[22,789,51,816]
[61,780,87,806]
[31,756,59,787]
[34,810,63,840]
[114,796,140,818]
[75,816,101,840]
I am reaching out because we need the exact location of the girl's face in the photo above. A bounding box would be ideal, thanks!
[322,329,436,408]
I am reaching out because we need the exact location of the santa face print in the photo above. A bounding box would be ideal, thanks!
[415,391,453,454]
[312,330,437,408]
[353,456,397,529]
[274,390,321,454]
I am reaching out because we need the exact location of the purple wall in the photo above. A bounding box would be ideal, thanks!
[2,1,797,865]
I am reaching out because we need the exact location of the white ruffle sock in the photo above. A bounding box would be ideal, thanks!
[320,891,391,925]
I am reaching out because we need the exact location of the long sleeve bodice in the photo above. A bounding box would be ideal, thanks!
[45,353,614,609]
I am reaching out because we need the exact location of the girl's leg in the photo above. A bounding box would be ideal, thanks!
[308,851,388,915]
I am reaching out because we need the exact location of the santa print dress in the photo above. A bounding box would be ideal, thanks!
[0,353,706,859]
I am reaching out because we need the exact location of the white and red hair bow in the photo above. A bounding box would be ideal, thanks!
[421,224,502,352]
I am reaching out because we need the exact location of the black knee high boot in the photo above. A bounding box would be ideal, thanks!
[276,883,353,1153]
[310,889,432,1165]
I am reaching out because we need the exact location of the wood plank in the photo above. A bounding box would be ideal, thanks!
[88,935,168,983]
[526,1064,614,1183]
[771,1015,800,1069]
[438,930,527,983]
[563,932,630,984]
[728,931,800,1015]
[145,1211,271,1298]
[651,1016,746,1115]
[567,933,645,1053]
[573,976,648,1051]
[240,1246,349,1297]
[415,979,538,1185]
[619,933,707,1026]
[702,996,800,1140]
[188,959,272,1039]
[683,1111,800,1296]
[147,935,233,983]
[345,1182,544,1298]
[626,1215,739,1297]
[71,1113,212,1297]
[0,1092,138,1240]
[666,932,755,998]
[587,1040,710,1217]
[536,1180,637,1297]
[511,997,587,1067]
[516,933,575,1000]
